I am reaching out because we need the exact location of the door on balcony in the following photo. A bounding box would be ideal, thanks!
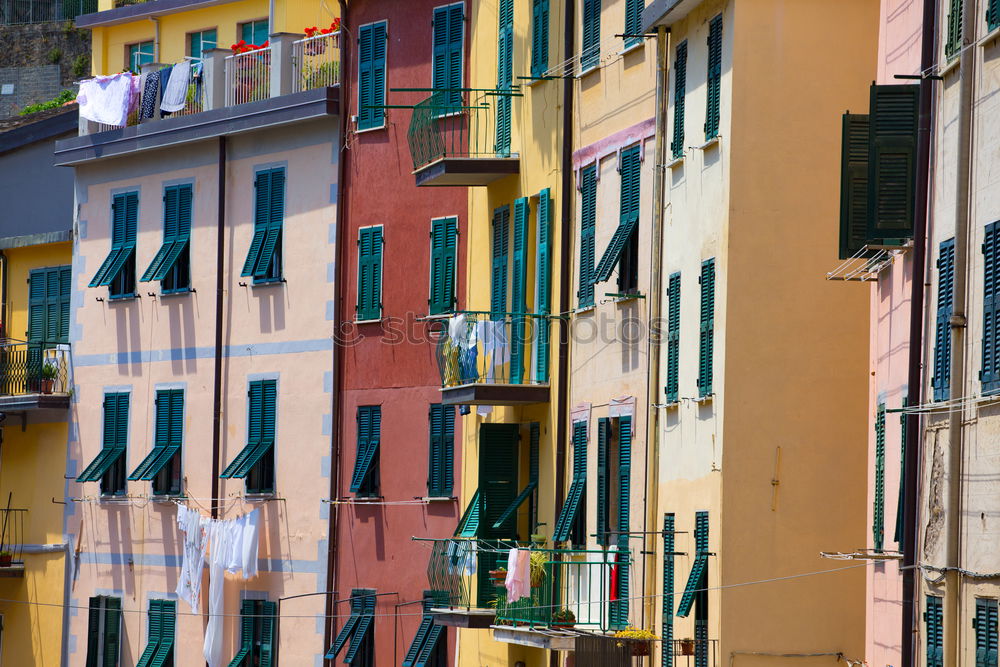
[23,266,70,394]
[477,422,519,602]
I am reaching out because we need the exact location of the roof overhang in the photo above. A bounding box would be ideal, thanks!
[75,0,241,28]
[642,0,702,31]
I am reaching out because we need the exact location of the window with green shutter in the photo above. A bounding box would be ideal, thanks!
[433,4,464,112]
[531,0,549,78]
[838,113,870,259]
[357,226,384,321]
[671,41,687,160]
[325,589,376,664]
[677,512,708,621]
[240,20,269,46]
[429,218,458,315]
[581,0,601,71]
[946,0,962,59]
[934,239,956,400]
[495,0,513,156]
[86,595,122,667]
[554,421,587,543]
[693,511,709,667]
[510,198,529,384]
[427,404,454,498]
[975,598,999,667]
[189,29,217,60]
[358,22,388,131]
[609,415,632,628]
[136,599,175,667]
[535,189,552,381]
[77,393,129,496]
[352,405,381,497]
[698,259,715,397]
[665,272,681,403]
[596,417,612,546]
[624,0,643,49]
[228,599,277,667]
[867,85,919,245]
[873,403,886,552]
[894,397,907,548]
[594,145,640,287]
[403,593,447,667]
[491,206,510,316]
[661,513,675,667]
[241,168,284,283]
[984,223,1000,394]
[494,426,541,537]
[704,15,722,141]
[220,380,276,493]
[90,192,137,298]
[578,166,597,307]
[28,265,71,345]
[129,389,183,495]
[142,184,192,292]
[128,42,154,73]
[990,0,1000,32]
[926,595,943,667]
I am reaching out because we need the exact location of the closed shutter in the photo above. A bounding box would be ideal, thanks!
[479,423,519,538]
[975,598,999,667]
[510,198,529,384]
[357,227,384,321]
[427,404,454,497]
[495,0,513,156]
[259,600,277,667]
[624,0,642,48]
[698,259,715,397]
[985,224,1000,394]
[582,0,600,70]
[705,15,722,141]
[671,41,687,160]
[867,84,919,244]
[535,189,552,381]
[926,595,944,666]
[578,166,597,307]
[596,417,610,545]
[358,22,387,130]
[531,0,549,78]
[432,4,464,109]
[102,596,122,667]
[29,266,71,344]
[894,397,908,547]
[491,206,510,317]
[612,416,632,626]
[839,114,871,259]
[946,0,962,58]
[429,217,458,315]
[934,240,956,400]
[666,273,681,402]
[662,514,675,667]
[873,403,885,552]
[86,597,102,667]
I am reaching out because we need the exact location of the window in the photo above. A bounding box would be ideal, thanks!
[28,265,71,344]
[662,514,676,665]
[693,513,709,667]
[933,243,955,401]
[229,599,276,667]
[428,218,457,315]
[128,41,154,74]
[676,513,708,629]
[89,192,137,299]
[220,380,276,494]
[581,0,601,71]
[535,189,553,382]
[403,593,447,667]
[357,21,387,131]
[665,273,681,403]
[427,404,455,497]
[136,599,175,667]
[351,406,381,497]
[593,145,640,291]
[596,417,612,545]
[86,596,122,667]
[531,0,549,78]
[609,415,632,627]
[141,184,191,293]
[670,41,687,160]
[554,421,586,544]
[510,198,529,383]
[496,0,513,156]
[325,589,376,664]
[975,598,998,667]
[925,595,943,667]
[945,0,962,59]
[873,403,885,552]
[356,226,384,321]
[432,4,464,111]
[623,0,643,48]
[984,223,1000,394]
[240,20,269,46]
[705,15,722,141]
[241,168,285,283]
[189,29,217,60]
[129,389,183,496]
[490,205,510,316]
[578,166,597,308]
[77,393,129,495]
[697,259,715,397]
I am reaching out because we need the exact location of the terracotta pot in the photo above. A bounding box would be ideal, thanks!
[0,554,13,567]
[41,379,54,394]
[678,639,695,656]
[631,641,651,657]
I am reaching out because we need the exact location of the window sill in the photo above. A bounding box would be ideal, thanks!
[159,288,192,298]
[252,278,284,288]
[939,57,960,78]
[666,155,684,169]
[699,136,721,151]
[694,393,715,405]
[421,496,456,502]
[353,317,383,325]
[578,63,600,79]
[611,292,643,304]
[982,26,1000,47]
[244,492,276,501]
[574,304,596,315]
[355,122,386,135]
[662,400,681,409]
[525,76,548,87]
[107,293,138,302]
[617,41,645,57]
[151,493,183,503]
[352,495,383,503]
[422,312,455,321]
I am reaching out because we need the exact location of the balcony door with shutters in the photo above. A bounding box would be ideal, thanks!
[25,266,71,393]
[476,423,519,602]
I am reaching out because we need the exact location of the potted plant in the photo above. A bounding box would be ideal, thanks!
[529,550,548,588]
[678,638,696,656]
[488,567,507,585]
[0,550,13,567]
[614,627,657,657]
[40,363,58,394]
[551,608,576,629]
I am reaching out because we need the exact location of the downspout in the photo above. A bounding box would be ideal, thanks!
[210,136,227,519]
[943,0,975,663]
[324,1,349,661]
[0,250,8,338]
[151,17,160,62]
[901,0,937,661]
[642,24,668,631]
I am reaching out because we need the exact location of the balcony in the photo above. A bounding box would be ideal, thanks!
[406,90,520,187]
[424,538,495,628]
[0,508,28,578]
[0,341,71,417]
[55,32,340,166]
[435,312,550,406]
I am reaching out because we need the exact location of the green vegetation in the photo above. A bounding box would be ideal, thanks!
[19,89,76,116]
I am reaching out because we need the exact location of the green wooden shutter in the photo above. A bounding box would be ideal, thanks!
[90,192,137,288]
[427,404,454,497]
[259,600,277,667]
[254,168,285,280]
[535,188,552,381]
[490,206,510,317]
[351,406,381,494]
[358,23,387,130]
[28,268,48,343]
[510,198,529,384]
[593,146,641,284]
[531,0,550,78]
[455,489,481,537]
[610,416,632,627]
[242,172,271,276]
[934,240,956,400]
[554,421,587,542]
[990,0,1000,32]
[149,600,175,667]
[873,403,886,552]
[894,397,908,547]
[596,417,609,545]
[705,15,722,141]
[946,0,963,58]
[102,596,122,667]
[357,227,384,321]
[671,41,687,160]
[495,0,513,156]
[624,0,643,48]
[839,114,871,259]
[86,597,102,667]
[662,513,675,667]
[479,423,519,538]
[136,600,160,667]
[985,223,1000,393]
[926,595,944,667]
[578,166,597,307]
[698,259,715,397]
[433,5,463,109]
[582,0,600,70]
[867,84,919,244]
[429,218,458,315]
[975,598,999,667]
[666,273,681,402]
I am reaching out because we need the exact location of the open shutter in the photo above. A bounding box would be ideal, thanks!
[596,417,609,545]
[894,398,907,547]
[839,114,871,259]
[535,188,552,381]
[934,240,956,400]
[149,600,175,667]
[254,168,285,279]
[554,421,587,542]
[985,224,1000,394]
[662,514,676,667]
[578,167,597,306]
[325,593,362,660]
[666,273,681,402]
[698,260,715,396]
[102,597,122,667]
[867,84,919,244]
[242,172,271,276]
[582,0,600,70]
[455,489,481,537]
[946,0,963,58]
[495,0,513,156]
[136,600,161,667]
[990,0,1000,32]
[403,615,434,667]
[259,600,276,667]
[344,592,376,664]
[86,597,102,667]
[873,404,886,552]
[490,206,510,317]
[142,186,178,281]
[612,416,632,625]
[510,198,529,384]
[705,15,722,141]
[531,0,549,78]
[624,0,642,47]
[671,41,687,159]
[926,596,944,667]
[429,218,457,315]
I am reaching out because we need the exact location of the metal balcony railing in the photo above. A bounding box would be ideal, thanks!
[0,507,27,567]
[435,312,548,388]
[0,341,70,397]
[406,89,518,171]
[668,638,719,666]
[225,47,272,106]
[427,538,476,609]
[292,31,341,92]
[0,0,95,24]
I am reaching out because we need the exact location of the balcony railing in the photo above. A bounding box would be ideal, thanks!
[0,341,70,397]
[0,0,95,24]
[225,48,272,106]
[427,538,476,609]
[667,638,719,666]
[0,506,27,574]
[292,32,341,92]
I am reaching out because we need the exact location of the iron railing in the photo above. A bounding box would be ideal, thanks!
[575,634,638,667]
[0,508,26,567]
[435,312,549,388]
[0,341,70,396]
[427,538,476,609]
[406,89,518,171]
[668,638,719,666]
[225,47,271,106]
[0,0,95,24]
[292,31,341,92]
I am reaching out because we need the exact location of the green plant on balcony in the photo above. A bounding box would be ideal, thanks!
[40,363,59,394]
[551,608,575,629]
[614,627,657,656]
[529,551,547,588]
[300,61,340,90]
[0,550,12,567]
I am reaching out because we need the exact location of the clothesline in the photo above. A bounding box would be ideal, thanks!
[76,59,200,128]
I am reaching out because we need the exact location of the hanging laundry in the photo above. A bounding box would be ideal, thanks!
[76,72,134,127]
[504,548,531,603]
[158,65,174,118]
[240,509,260,579]
[175,505,207,612]
[160,60,191,113]
[139,70,160,120]
[203,518,226,667]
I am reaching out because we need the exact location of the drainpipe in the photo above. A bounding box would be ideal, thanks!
[151,17,160,62]
[901,0,937,661]
[943,0,975,663]
[210,136,227,519]
[324,1,349,662]
[642,24,669,631]
[0,250,8,339]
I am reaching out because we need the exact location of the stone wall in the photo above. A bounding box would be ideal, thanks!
[0,20,90,116]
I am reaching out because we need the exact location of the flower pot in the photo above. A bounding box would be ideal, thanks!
[552,621,575,630]
[630,641,651,657]
[488,570,506,585]
[41,379,54,394]
[678,639,695,656]
[0,554,13,567]
[305,41,328,56]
